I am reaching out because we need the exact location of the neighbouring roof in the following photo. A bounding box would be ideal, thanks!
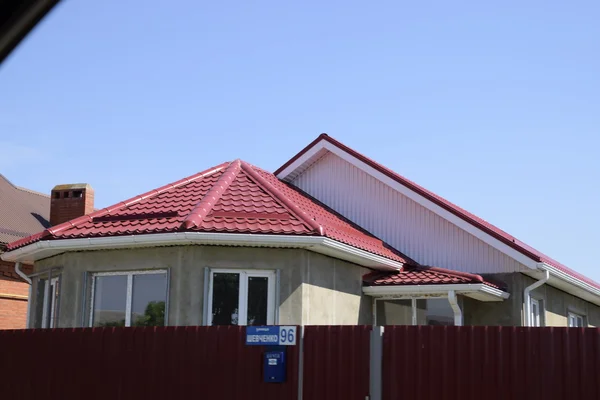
[363,266,501,289]
[5,160,408,264]
[276,134,600,290]
[0,174,50,249]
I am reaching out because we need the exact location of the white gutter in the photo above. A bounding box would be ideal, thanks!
[0,232,404,271]
[524,266,549,327]
[448,290,463,326]
[363,283,509,301]
[14,262,32,329]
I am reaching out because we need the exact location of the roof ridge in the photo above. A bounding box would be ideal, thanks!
[240,161,324,235]
[412,265,485,283]
[41,163,229,240]
[15,185,50,198]
[0,174,50,198]
[182,160,242,229]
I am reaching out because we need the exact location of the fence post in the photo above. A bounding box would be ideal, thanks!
[370,326,384,400]
[297,325,305,400]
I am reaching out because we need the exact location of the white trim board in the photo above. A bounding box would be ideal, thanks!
[363,283,509,302]
[1,232,403,271]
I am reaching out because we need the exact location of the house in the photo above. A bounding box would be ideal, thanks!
[1,135,598,329]
[0,176,94,329]
[0,175,50,329]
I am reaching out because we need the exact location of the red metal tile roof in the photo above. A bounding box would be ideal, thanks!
[277,134,600,290]
[6,160,407,264]
[363,266,501,289]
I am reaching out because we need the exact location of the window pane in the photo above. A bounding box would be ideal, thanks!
[131,273,168,327]
[93,275,127,327]
[247,276,269,326]
[34,278,47,329]
[49,279,59,328]
[211,273,240,325]
[420,299,455,326]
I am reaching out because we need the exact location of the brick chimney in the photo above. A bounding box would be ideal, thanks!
[50,184,94,226]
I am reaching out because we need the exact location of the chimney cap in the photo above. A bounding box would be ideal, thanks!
[52,183,92,191]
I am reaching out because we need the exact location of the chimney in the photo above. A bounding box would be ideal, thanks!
[50,184,94,226]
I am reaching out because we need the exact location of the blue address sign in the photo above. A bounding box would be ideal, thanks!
[246,326,297,346]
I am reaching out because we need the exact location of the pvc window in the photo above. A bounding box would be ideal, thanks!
[33,269,61,329]
[207,269,276,326]
[568,312,585,327]
[89,270,168,327]
[530,298,542,327]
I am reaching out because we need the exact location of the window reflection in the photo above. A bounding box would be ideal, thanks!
[247,276,268,326]
[91,272,168,328]
[132,273,167,327]
[93,275,127,327]
[377,298,455,326]
[211,273,240,325]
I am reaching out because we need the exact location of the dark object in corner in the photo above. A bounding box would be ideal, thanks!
[0,0,61,64]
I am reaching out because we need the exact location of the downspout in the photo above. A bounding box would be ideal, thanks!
[15,262,32,329]
[524,266,549,326]
[448,290,462,326]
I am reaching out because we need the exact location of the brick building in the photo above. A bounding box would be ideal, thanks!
[0,175,93,329]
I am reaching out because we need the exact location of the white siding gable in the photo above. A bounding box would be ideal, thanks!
[290,152,527,274]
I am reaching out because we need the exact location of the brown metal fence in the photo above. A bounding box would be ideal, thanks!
[302,325,371,400]
[1,325,599,400]
[383,326,600,400]
[0,326,299,400]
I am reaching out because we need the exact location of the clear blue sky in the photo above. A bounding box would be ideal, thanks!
[1,1,599,281]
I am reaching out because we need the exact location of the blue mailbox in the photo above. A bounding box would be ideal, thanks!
[264,349,286,383]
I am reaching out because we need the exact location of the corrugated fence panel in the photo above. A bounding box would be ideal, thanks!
[0,326,299,400]
[383,326,600,400]
[302,325,371,400]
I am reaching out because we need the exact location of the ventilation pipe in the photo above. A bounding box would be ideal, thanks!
[524,266,549,326]
[14,262,32,328]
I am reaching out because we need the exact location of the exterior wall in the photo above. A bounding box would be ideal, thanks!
[291,152,527,274]
[32,246,371,328]
[303,252,371,325]
[0,260,31,329]
[463,273,525,326]
[526,275,600,327]
[463,272,600,327]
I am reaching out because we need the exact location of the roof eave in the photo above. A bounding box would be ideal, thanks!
[0,232,403,271]
[524,263,600,307]
[363,283,509,302]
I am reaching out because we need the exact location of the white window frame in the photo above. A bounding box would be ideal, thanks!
[207,269,276,326]
[41,277,59,329]
[89,269,168,327]
[568,312,585,327]
[530,298,542,327]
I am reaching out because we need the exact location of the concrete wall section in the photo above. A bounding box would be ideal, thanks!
[464,272,600,327]
[302,252,371,325]
[526,275,600,327]
[463,273,524,326]
[33,246,369,328]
